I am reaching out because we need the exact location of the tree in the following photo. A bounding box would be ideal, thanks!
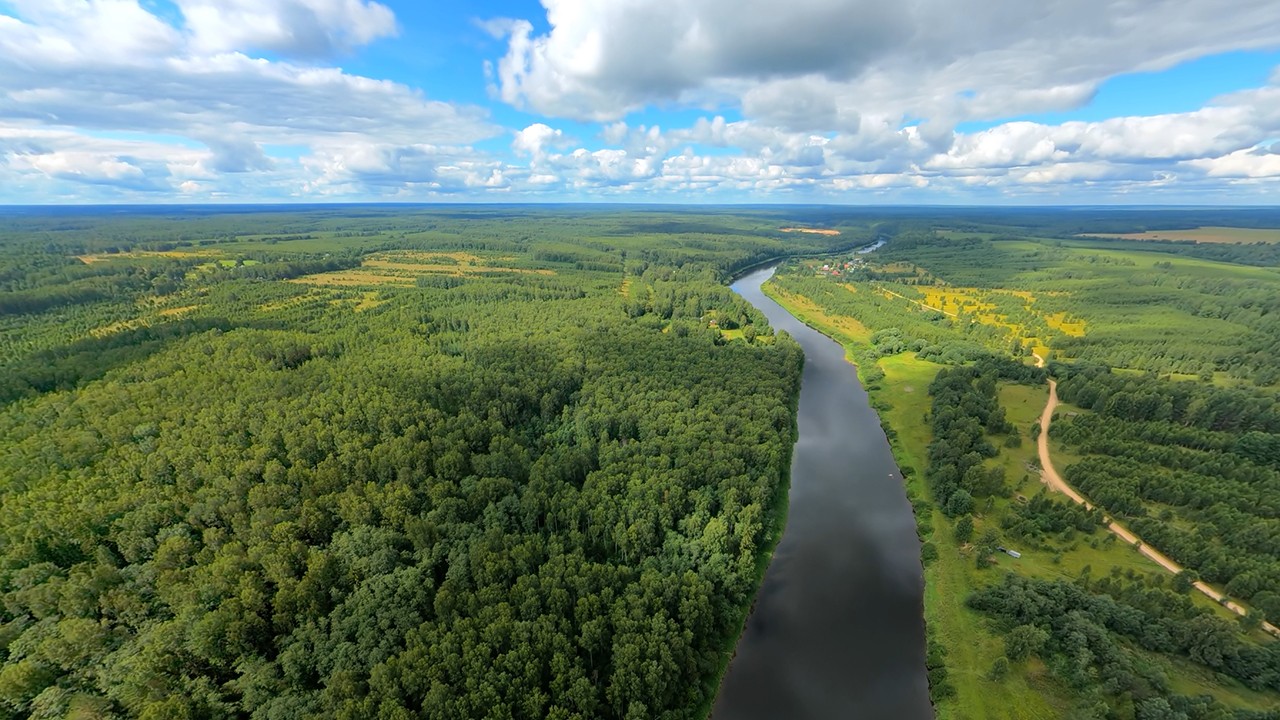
[944,489,974,517]
[1004,625,1049,662]
[1172,570,1198,594]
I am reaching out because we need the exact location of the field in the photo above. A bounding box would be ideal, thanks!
[869,233,1280,384]
[779,227,841,235]
[876,354,1071,720]
[1086,226,1280,244]
[762,283,872,344]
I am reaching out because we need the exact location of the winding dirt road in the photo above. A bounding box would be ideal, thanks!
[1032,353,1279,637]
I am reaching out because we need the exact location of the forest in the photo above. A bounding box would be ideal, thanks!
[0,207,860,719]
[4,205,1280,719]
[762,218,1280,719]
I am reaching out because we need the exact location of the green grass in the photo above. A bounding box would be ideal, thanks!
[875,355,1069,719]
[761,281,873,348]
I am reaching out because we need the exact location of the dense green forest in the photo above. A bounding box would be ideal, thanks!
[762,221,1280,719]
[0,207,866,719]
[4,205,1280,718]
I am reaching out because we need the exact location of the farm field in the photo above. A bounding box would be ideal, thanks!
[1085,226,1280,244]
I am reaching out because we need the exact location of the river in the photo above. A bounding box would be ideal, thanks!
[712,266,932,720]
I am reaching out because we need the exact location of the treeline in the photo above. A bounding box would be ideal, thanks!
[0,252,359,317]
[622,264,769,341]
[0,317,235,405]
[0,259,191,315]
[918,359,1280,718]
[208,256,362,283]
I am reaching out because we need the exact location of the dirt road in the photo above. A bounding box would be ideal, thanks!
[1032,354,1278,636]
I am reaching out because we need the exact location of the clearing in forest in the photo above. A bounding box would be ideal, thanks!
[1086,226,1280,244]
[780,227,841,236]
[766,284,872,343]
[1044,312,1085,337]
[290,269,416,287]
[78,250,218,264]
[293,251,556,287]
[158,305,199,317]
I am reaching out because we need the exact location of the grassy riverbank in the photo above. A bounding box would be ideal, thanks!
[763,275,1280,718]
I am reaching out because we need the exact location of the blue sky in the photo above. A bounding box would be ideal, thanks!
[1,0,1279,204]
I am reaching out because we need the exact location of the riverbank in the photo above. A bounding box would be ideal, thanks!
[762,268,1280,717]
[760,280,1069,718]
[712,266,931,720]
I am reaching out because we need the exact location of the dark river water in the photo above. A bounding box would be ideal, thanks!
[712,266,932,720]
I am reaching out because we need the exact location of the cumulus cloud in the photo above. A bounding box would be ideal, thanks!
[203,137,274,173]
[12,150,162,190]
[5,0,1280,202]
[1187,149,1280,179]
[300,142,513,196]
[513,123,565,157]
[492,0,1280,129]
[0,1,492,198]
[177,0,397,57]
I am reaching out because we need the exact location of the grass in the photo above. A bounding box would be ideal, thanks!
[158,305,199,317]
[779,227,841,236]
[290,269,416,287]
[761,283,872,345]
[875,354,1070,720]
[77,250,217,263]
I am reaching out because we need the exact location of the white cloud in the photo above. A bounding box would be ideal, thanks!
[3,0,1280,202]
[0,0,495,199]
[177,0,397,57]
[513,123,564,157]
[1186,148,1280,178]
[13,149,159,189]
[0,0,181,65]
[492,0,1280,129]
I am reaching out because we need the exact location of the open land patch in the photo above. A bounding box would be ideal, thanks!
[780,227,841,236]
[78,250,219,264]
[1085,226,1280,244]
[292,252,556,287]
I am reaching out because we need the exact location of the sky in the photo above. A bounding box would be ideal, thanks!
[2,1,1280,204]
